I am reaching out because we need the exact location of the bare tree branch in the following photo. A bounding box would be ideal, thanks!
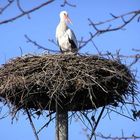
[97,133,140,140]
[79,9,140,50]
[48,38,58,46]
[16,0,24,13]
[0,0,54,25]
[61,0,76,7]
[89,106,105,140]
[132,49,140,52]
[16,0,30,19]
[0,0,14,14]
[24,35,60,53]
[94,10,140,25]
[37,116,55,134]
[26,108,39,140]
[106,107,135,121]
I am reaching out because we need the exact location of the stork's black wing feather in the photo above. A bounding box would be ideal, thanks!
[68,37,77,50]
[67,29,78,53]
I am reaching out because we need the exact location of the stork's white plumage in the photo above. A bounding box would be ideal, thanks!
[56,11,78,54]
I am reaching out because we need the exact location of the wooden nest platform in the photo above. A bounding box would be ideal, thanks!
[0,54,135,111]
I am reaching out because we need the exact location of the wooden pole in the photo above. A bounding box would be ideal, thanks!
[56,106,68,140]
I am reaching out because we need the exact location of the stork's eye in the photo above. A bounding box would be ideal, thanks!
[64,13,67,18]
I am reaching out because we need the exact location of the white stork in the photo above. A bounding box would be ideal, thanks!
[56,11,78,54]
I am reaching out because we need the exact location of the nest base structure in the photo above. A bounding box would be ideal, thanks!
[0,54,134,111]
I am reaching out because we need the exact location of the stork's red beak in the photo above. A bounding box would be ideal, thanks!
[64,14,72,24]
[66,16,72,24]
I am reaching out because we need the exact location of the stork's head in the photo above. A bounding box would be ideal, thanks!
[60,11,72,24]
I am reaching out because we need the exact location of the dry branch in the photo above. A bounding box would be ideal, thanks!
[97,133,140,140]
[0,0,54,25]
[0,0,14,14]
[26,108,39,140]
[25,35,59,53]
[79,9,140,49]
[61,0,76,7]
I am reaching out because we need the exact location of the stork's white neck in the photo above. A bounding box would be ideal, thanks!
[60,18,66,24]
[59,20,68,31]
[60,17,65,22]
[56,17,68,39]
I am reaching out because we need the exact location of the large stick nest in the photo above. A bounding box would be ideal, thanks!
[0,54,135,111]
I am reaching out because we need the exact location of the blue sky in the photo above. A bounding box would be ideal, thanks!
[0,1,140,140]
